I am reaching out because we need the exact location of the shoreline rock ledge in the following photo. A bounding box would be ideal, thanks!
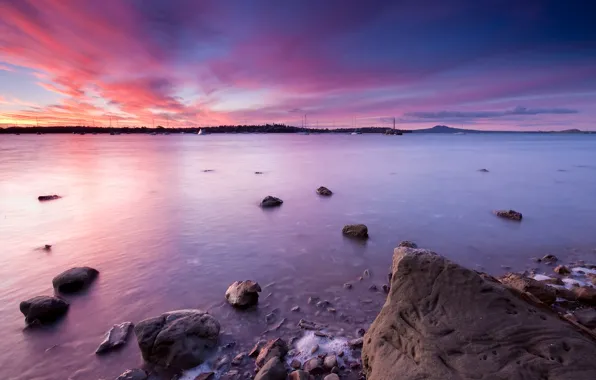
[362,247,596,380]
[134,309,220,370]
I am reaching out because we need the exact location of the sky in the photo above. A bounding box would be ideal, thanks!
[0,0,595,131]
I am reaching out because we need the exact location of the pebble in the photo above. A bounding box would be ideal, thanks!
[311,344,319,354]
[343,283,353,290]
[327,307,336,313]
[363,269,371,278]
[369,284,378,291]
[323,355,337,370]
[356,328,366,336]
[291,306,300,312]
[291,359,301,369]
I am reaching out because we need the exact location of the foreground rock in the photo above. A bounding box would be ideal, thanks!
[96,322,133,354]
[134,309,220,370]
[260,196,283,208]
[52,267,99,293]
[255,338,288,368]
[494,209,523,221]
[316,186,333,196]
[342,224,368,239]
[255,357,286,380]
[115,369,147,380]
[498,273,557,305]
[20,296,69,325]
[362,247,596,380]
[38,194,61,201]
[225,280,261,308]
[398,240,417,248]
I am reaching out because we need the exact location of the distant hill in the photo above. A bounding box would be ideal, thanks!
[413,125,483,133]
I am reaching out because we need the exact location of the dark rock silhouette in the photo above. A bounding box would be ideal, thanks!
[316,186,333,196]
[260,196,283,208]
[494,209,522,221]
[95,321,133,354]
[342,224,368,239]
[38,195,61,201]
[20,296,69,325]
[52,267,99,293]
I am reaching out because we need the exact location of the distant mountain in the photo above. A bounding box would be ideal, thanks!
[413,125,483,133]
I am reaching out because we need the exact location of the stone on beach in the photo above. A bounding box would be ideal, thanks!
[498,273,557,305]
[255,357,286,380]
[303,357,324,375]
[260,196,283,208]
[288,370,309,380]
[573,286,596,306]
[316,186,333,196]
[115,369,148,380]
[133,309,220,370]
[38,194,61,201]
[194,373,214,380]
[342,224,368,239]
[52,266,99,293]
[255,338,288,368]
[541,254,559,264]
[323,354,337,370]
[362,246,596,380]
[19,295,69,325]
[554,265,571,274]
[95,321,133,354]
[574,308,596,328]
[225,280,261,308]
[494,209,523,221]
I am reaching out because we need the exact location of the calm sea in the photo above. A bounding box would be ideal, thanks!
[1,133,596,379]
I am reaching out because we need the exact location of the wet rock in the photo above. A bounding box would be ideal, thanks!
[574,308,596,328]
[363,269,371,278]
[255,357,286,380]
[554,287,577,301]
[323,355,337,370]
[43,244,52,250]
[535,276,564,286]
[554,265,571,275]
[342,224,369,239]
[398,241,418,248]
[499,273,557,305]
[343,283,353,290]
[382,284,390,293]
[478,168,489,173]
[288,370,309,380]
[115,369,148,380]
[573,286,596,306]
[52,266,99,293]
[324,375,340,380]
[249,341,265,358]
[223,341,236,349]
[260,196,283,208]
[290,359,301,369]
[255,171,264,175]
[216,355,231,369]
[356,328,366,337]
[349,362,361,370]
[316,186,333,196]
[134,309,220,370]
[368,284,378,292]
[541,254,559,264]
[225,280,261,308]
[194,373,214,380]
[19,296,69,325]
[327,307,336,313]
[291,306,300,312]
[362,246,596,380]
[303,357,324,375]
[95,321,133,354]
[348,337,363,348]
[266,313,276,324]
[310,344,319,354]
[307,296,319,305]
[232,353,246,366]
[255,338,288,368]
[494,209,522,221]
[38,194,61,201]
[331,366,339,373]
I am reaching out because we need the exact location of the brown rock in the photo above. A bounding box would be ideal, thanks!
[255,338,288,368]
[38,194,61,201]
[323,355,337,370]
[342,224,369,239]
[249,340,265,358]
[303,357,324,375]
[288,370,309,380]
[494,209,522,221]
[290,359,301,369]
[225,280,262,308]
[348,337,363,348]
[573,286,596,306]
[254,357,286,380]
[232,353,246,366]
[554,265,571,275]
[499,273,557,305]
[362,247,596,380]
[555,287,578,301]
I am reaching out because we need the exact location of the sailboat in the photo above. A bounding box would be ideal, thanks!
[197,129,205,135]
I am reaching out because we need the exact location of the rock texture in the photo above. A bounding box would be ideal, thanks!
[260,196,283,208]
[342,224,368,239]
[362,247,596,380]
[52,266,99,293]
[316,186,333,196]
[398,240,418,248]
[288,370,309,380]
[115,369,148,380]
[134,309,220,370]
[225,280,261,308]
[255,338,288,368]
[574,286,596,306]
[498,273,557,305]
[19,296,69,325]
[96,321,133,354]
[494,209,523,221]
[254,357,287,380]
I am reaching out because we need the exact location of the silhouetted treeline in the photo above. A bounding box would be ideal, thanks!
[0,124,412,135]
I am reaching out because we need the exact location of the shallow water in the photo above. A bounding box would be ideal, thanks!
[1,133,596,379]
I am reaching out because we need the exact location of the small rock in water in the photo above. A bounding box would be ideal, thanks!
[398,241,418,248]
[316,300,331,308]
[232,353,246,366]
[554,265,570,274]
[95,321,133,354]
[255,357,286,380]
[363,269,371,278]
[348,337,363,348]
[342,224,369,239]
[573,286,596,306]
[19,295,69,325]
[255,338,288,368]
[350,362,361,370]
[43,244,52,250]
[331,366,340,374]
[387,273,392,282]
[52,267,99,293]
[316,186,333,196]
[310,344,319,354]
[338,351,345,358]
[323,355,338,370]
[115,368,148,380]
[343,283,353,289]
[356,328,366,337]
[369,284,378,291]
[38,194,61,201]
[541,254,559,264]
[357,276,363,281]
[494,209,523,221]
[255,171,264,174]
[223,341,236,349]
[382,284,390,293]
[202,169,215,172]
[225,280,261,308]
[260,196,283,208]
[291,306,300,312]
[215,355,230,369]
[291,359,302,369]
[478,168,489,172]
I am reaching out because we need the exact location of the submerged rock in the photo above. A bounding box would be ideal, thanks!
[38,194,61,201]
[255,357,286,380]
[316,186,333,196]
[225,280,261,308]
[554,265,571,275]
[494,209,523,221]
[398,240,418,248]
[541,254,559,264]
[362,246,596,380]
[499,273,557,305]
[19,296,69,325]
[115,369,147,380]
[96,322,133,354]
[478,168,490,172]
[260,196,283,208]
[133,309,220,370]
[52,267,99,293]
[342,224,369,239]
[255,338,288,368]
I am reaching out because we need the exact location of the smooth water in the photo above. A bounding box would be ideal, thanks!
[1,133,596,379]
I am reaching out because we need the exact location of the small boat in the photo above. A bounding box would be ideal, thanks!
[351,131,362,135]
[197,129,205,135]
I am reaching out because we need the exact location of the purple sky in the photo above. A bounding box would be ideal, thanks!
[1,0,595,130]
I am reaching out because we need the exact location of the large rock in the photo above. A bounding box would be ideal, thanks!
[498,273,557,305]
[115,369,148,380]
[96,321,133,354]
[134,309,220,370]
[260,196,283,208]
[52,267,99,293]
[342,224,368,239]
[19,296,69,325]
[574,286,596,306]
[362,247,596,380]
[255,357,287,380]
[225,280,261,308]
[255,338,288,368]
